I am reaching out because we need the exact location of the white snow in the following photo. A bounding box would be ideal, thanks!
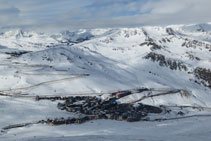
[1,23,211,140]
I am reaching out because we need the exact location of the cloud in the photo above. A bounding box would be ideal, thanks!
[0,5,21,26]
[138,0,211,24]
[140,0,187,14]
[0,0,210,31]
[0,7,20,15]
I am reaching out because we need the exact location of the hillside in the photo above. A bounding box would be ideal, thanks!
[1,23,211,140]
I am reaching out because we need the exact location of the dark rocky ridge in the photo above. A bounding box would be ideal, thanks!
[141,29,163,50]
[166,28,176,35]
[144,52,188,71]
[5,51,30,57]
[194,67,211,88]
[182,39,211,51]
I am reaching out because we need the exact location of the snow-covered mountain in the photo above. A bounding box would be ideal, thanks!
[0,23,211,105]
[1,23,211,140]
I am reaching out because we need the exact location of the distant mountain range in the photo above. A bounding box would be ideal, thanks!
[0,23,211,106]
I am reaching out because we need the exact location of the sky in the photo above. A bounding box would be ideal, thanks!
[0,0,211,31]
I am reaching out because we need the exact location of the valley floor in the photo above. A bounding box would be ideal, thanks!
[1,116,211,141]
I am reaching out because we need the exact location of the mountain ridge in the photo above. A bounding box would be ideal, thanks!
[0,23,211,106]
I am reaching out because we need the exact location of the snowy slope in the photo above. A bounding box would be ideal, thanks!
[1,23,211,140]
[1,24,211,105]
[0,23,211,106]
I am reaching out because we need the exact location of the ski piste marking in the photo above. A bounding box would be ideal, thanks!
[0,74,89,95]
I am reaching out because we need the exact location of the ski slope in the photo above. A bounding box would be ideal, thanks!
[0,23,211,140]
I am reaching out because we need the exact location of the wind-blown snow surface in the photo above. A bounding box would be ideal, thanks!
[1,23,211,140]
